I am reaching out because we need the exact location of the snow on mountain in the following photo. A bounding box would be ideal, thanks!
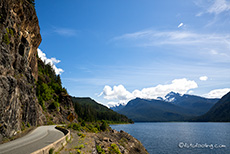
[164,91,182,103]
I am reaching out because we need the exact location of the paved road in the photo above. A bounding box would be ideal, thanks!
[0,125,64,154]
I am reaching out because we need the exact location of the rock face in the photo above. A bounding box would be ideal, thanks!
[95,129,149,154]
[0,0,44,138]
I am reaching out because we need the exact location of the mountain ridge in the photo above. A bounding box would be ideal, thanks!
[113,92,219,122]
[192,91,230,122]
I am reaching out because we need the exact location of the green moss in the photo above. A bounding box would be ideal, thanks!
[96,145,105,154]
[119,137,128,147]
[108,143,121,154]
[74,144,85,149]
[6,28,9,34]
[77,132,86,138]
[9,28,14,35]
[21,122,25,131]
[3,33,10,45]
[26,122,31,128]
[5,28,14,35]
[76,149,81,154]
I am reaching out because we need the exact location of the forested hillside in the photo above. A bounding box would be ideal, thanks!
[72,97,133,123]
[36,58,77,124]
[192,91,230,122]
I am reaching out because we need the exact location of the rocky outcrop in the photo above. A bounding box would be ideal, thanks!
[0,0,45,139]
[45,93,78,124]
[95,129,149,154]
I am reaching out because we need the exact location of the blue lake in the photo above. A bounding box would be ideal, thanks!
[110,122,230,154]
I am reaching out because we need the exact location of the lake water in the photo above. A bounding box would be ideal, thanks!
[110,122,230,154]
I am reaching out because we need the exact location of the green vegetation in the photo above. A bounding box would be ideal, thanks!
[21,122,25,131]
[108,143,121,154]
[100,120,108,131]
[119,137,128,147]
[68,121,109,133]
[6,28,14,35]
[3,33,10,45]
[74,144,85,149]
[77,132,86,138]
[26,122,31,128]
[49,148,54,154]
[2,28,14,45]
[36,58,67,112]
[72,97,133,123]
[76,149,81,154]
[96,145,105,154]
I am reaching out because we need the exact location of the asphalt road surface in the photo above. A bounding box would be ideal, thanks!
[0,125,64,154]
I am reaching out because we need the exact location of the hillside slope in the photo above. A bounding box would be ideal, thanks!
[72,97,133,123]
[193,91,230,122]
[36,58,77,124]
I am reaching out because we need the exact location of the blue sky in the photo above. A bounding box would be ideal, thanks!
[36,0,230,106]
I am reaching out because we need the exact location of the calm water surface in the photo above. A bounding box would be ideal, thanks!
[110,122,230,154]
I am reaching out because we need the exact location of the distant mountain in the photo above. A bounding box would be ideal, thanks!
[110,104,125,111]
[192,91,230,122]
[117,98,194,122]
[71,97,133,123]
[164,91,182,103]
[116,92,219,122]
[164,92,219,115]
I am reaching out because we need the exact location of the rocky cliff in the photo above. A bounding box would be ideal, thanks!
[0,0,44,139]
[95,129,149,154]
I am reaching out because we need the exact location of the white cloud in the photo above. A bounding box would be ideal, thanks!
[108,101,120,107]
[37,48,64,75]
[101,85,134,102]
[199,76,208,81]
[188,90,194,94]
[203,88,230,98]
[53,27,77,37]
[210,49,219,55]
[113,29,230,61]
[208,0,230,15]
[99,78,198,105]
[195,0,230,16]
[115,29,230,46]
[178,23,184,28]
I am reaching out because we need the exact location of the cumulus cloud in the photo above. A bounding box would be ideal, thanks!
[99,78,198,106]
[108,101,121,107]
[132,78,198,99]
[204,88,230,98]
[199,76,208,81]
[178,23,184,28]
[100,85,134,102]
[37,48,64,75]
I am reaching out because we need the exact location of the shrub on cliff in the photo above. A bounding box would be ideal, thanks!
[36,58,67,112]
[100,120,109,131]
